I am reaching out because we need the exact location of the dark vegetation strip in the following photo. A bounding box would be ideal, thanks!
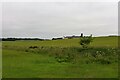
[3,45,119,65]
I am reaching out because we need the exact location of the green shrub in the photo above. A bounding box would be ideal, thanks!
[80,34,93,48]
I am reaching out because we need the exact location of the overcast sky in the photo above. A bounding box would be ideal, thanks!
[2,2,118,39]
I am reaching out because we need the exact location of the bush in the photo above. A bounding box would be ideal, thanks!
[80,34,93,48]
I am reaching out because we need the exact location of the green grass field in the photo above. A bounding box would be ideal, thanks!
[2,36,118,48]
[2,36,119,78]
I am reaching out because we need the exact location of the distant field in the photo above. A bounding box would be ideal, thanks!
[2,36,119,78]
[2,36,118,48]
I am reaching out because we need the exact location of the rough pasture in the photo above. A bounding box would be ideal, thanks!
[2,36,119,78]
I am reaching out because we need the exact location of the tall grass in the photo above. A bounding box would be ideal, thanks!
[3,44,119,64]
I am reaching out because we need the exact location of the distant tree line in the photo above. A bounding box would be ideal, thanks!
[2,38,48,41]
[1,33,84,41]
[52,38,63,40]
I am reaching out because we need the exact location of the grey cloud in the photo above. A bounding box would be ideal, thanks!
[2,2,118,38]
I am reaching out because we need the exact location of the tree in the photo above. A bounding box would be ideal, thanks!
[80,33,83,37]
[80,34,93,48]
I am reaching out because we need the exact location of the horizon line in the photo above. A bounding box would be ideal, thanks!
[1,34,119,39]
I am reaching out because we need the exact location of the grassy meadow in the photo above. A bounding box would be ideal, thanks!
[2,36,118,47]
[2,36,119,78]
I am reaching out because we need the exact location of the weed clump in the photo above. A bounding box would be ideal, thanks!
[82,48,119,64]
[55,52,75,63]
